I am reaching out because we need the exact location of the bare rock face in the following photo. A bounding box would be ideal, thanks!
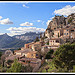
[67,13,75,25]
[45,13,75,38]
[47,15,66,30]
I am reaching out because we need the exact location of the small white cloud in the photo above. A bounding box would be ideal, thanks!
[36,20,45,25]
[50,17,54,20]
[20,22,33,26]
[0,16,3,19]
[46,20,51,26]
[7,27,46,36]
[22,4,29,8]
[37,20,41,22]
[54,5,75,16]
[46,16,54,26]
[0,18,13,25]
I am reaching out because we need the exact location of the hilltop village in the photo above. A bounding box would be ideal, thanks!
[0,13,75,72]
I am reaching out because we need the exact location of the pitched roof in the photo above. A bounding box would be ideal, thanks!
[63,25,75,30]
[19,58,41,62]
[5,55,21,61]
[49,38,60,40]
[15,48,37,54]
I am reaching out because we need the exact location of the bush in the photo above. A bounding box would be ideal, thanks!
[6,60,13,65]
[45,49,54,59]
[7,59,22,72]
[68,18,72,24]
[53,43,75,72]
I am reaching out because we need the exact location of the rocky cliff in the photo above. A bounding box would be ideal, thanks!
[47,13,75,30]
[45,13,75,38]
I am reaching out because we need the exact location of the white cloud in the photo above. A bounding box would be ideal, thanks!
[7,27,46,36]
[36,20,45,25]
[0,16,3,19]
[37,20,41,22]
[0,18,13,25]
[20,22,33,26]
[50,17,54,20]
[54,5,75,16]
[0,33,5,35]
[46,20,51,26]
[22,4,29,8]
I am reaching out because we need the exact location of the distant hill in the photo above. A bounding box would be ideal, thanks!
[0,32,42,48]
[13,32,42,41]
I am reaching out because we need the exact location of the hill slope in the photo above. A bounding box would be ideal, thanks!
[0,32,41,48]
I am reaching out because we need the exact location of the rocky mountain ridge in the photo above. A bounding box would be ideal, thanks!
[0,32,42,48]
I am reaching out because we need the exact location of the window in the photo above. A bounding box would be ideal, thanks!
[22,60,25,62]
[36,54,38,56]
[67,33,68,35]
[45,46,48,48]
[50,40,52,42]
[64,33,66,35]
[31,54,33,56]
[71,36,72,38]
[71,30,74,32]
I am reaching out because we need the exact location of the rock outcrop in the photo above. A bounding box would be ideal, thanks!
[45,13,75,38]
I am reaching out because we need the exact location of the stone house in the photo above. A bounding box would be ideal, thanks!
[31,41,44,51]
[24,42,35,49]
[14,48,37,58]
[49,38,60,46]
[32,43,41,51]
[18,58,41,71]
[21,47,26,50]
[63,25,75,39]
[45,29,53,38]
[53,28,63,38]
[5,54,41,71]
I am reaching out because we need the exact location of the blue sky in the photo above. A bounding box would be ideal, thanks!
[0,1,75,36]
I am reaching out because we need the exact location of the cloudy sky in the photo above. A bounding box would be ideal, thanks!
[0,1,75,36]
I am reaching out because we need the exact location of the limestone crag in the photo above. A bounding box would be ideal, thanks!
[45,13,75,38]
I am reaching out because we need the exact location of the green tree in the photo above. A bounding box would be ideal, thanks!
[22,64,33,72]
[45,49,54,59]
[18,48,21,50]
[0,52,2,59]
[7,59,22,72]
[73,65,75,72]
[53,43,75,72]
[35,37,39,42]
[6,60,13,65]
[68,17,72,24]
[58,33,59,38]
[46,41,49,45]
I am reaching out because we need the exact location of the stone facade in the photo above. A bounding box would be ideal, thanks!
[14,49,37,58]
[53,28,63,38]
[49,38,60,46]
[63,25,75,39]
